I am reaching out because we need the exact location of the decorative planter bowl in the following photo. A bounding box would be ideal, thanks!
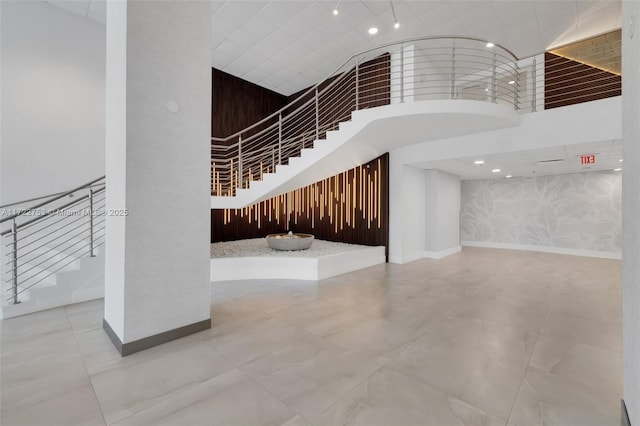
[266,232,314,251]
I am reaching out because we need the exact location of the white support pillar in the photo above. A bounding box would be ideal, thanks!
[104,0,212,355]
[622,2,640,424]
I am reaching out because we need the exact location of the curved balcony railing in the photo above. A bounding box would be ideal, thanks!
[211,36,524,197]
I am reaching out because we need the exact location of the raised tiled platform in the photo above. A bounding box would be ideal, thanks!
[210,238,386,281]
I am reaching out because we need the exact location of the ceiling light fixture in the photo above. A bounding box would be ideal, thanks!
[508,80,515,85]
[368,27,378,35]
[506,175,512,178]
[486,42,495,48]
[620,159,624,162]
[614,168,622,171]
[474,160,485,165]
[389,0,400,29]
[333,1,340,15]
[491,168,501,173]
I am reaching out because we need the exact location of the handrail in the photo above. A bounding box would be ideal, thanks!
[0,186,105,237]
[211,36,520,196]
[0,182,107,210]
[1,176,106,304]
[212,35,517,143]
[0,176,105,224]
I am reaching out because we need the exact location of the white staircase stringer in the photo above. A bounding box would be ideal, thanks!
[211,100,521,209]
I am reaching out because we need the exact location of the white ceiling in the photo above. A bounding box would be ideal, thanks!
[46,1,623,182]
[48,0,622,96]
[417,139,623,180]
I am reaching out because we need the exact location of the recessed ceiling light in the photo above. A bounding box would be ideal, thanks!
[474,160,485,165]
[368,27,378,35]
[333,8,339,15]
[484,88,489,92]
[486,42,495,48]
[492,168,501,173]
[506,175,512,178]
[394,21,400,29]
[619,159,624,162]
[508,80,515,85]
[614,168,622,172]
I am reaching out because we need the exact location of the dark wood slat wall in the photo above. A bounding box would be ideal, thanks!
[545,52,621,109]
[211,154,389,257]
[212,68,288,139]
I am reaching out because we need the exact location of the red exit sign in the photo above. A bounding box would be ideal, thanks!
[580,154,596,165]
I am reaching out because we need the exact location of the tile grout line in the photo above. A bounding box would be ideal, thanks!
[65,304,109,426]
[504,298,552,424]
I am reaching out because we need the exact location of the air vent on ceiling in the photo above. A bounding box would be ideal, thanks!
[537,159,566,164]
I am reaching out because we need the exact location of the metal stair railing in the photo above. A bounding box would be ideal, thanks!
[0,176,106,304]
[211,36,521,197]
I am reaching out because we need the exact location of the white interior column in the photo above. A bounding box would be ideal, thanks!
[104,0,212,355]
[622,2,640,424]
[423,170,461,259]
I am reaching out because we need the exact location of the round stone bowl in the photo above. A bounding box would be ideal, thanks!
[266,233,314,251]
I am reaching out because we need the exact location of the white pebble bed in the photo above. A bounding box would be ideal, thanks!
[210,238,374,258]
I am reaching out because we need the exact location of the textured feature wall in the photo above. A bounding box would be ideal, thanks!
[212,154,389,255]
[461,172,621,254]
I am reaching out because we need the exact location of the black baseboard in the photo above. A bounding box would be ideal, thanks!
[103,318,211,356]
[622,399,632,426]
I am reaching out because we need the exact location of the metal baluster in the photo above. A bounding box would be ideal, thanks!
[237,135,243,189]
[491,51,497,103]
[400,44,404,103]
[355,57,360,110]
[278,113,282,165]
[10,219,20,304]
[450,41,456,99]
[315,87,319,140]
[88,188,95,257]
[514,67,519,110]
[531,57,537,112]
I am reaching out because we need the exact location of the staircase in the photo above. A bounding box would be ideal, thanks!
[0,177,106,319]
[211,36,531,209]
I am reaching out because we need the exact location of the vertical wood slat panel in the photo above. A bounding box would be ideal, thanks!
[211,154,389,258]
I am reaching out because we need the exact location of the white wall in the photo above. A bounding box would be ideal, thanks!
[0,1,105,205]
[425,170,461,256]
[461,172,622,258]
[388,158,425,263]
[622,2,640,424]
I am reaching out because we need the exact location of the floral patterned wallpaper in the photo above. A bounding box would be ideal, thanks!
[460,172,622,253]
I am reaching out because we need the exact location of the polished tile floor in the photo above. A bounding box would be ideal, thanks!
[0,248,622,425]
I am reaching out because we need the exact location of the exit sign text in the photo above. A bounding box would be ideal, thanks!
[580,154,596,165]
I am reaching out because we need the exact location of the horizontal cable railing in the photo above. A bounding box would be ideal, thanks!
[212,33,621,198]
[212,36,520,197]
[1,177,106,304]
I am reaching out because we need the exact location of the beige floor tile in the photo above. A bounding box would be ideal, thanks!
[1,333,86,389]
[323,316,421,364]
[426,314,538,367]
[314,367,506,426]
[1,372,105,426]
[74,328,123,373]
[203,316,310,366]
[240,334,381,420]
[0,307,72,352]
[542,311,622,353]
[90,342,235,424]
[528,333,623,394]
[112,369,300,426]
[509,367,620,426]
[65,298,104,334]
[387,333,523,420]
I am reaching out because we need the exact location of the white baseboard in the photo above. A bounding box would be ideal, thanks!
[461,241,621,260]
[423,246,462,259]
